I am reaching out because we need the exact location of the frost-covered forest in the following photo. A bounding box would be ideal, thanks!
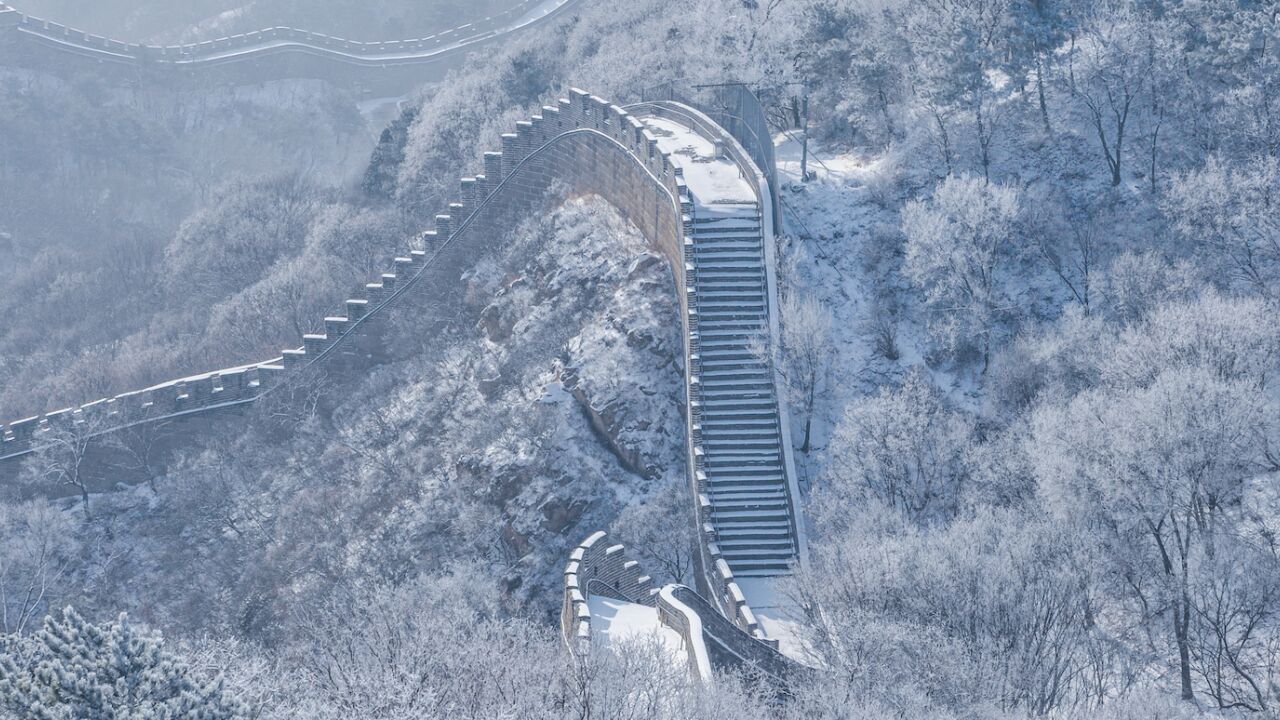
[2,0,1280,718]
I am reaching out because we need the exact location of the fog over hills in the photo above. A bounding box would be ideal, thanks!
[1,1,1279,718]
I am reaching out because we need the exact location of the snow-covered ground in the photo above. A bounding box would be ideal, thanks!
[772,132,909,470]
[733,577,813,664]
[642,116,757,211]
[586,595,686,662]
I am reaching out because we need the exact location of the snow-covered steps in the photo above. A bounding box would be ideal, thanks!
[706,477,786,491]
[711,499,791,515]
[723,560,794,577]
[703,439,780,452]
[685,198,798,577]
[712,515,793,532]
[639,111,802,645]
[706,455,783,470]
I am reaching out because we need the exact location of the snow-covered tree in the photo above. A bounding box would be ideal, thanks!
[754,293,834,454]
[1096,250,1198,322]
[794,0,906,145]
[613,476,695,584]
[162,173,325,304]
[287,572,568,720]
[0,607,245,719]
[1024,191,1104,313]
[1031,367,1277,703]
[901,174,1021,372]
[0,503,77,636]
[1097,290,1280,391]
[1165,155,1280,299]
[18,411,111,519]
[794,507,1101,715]
[1170,0,1280,160]
[904,0,1014,178]
[1075,1,1153,186]
[1004,0,1074,135]
[824,369,972,524]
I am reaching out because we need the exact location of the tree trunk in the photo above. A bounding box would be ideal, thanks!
[78,483,92,519]
[1176,593,1194,701]
[1036,50,1052,135]
[1148,108,1163,194]
[1111,103,1129,186]
[1068,33,1078,96]
[932,108,953,175]
[977,101,991,182]
[1176,527,1195,703]
[877,87,895,141]
[801,415,812,454]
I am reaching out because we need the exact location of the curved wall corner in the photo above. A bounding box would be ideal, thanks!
[560,531,660,655]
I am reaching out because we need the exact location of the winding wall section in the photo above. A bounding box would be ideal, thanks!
[0,0,578,91]
[0,88,804,644]
[561,531,807,686]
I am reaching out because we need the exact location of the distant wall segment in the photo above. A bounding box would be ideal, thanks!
[0,0,579,91]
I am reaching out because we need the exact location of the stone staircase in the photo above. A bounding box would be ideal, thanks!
[690,204,798,578]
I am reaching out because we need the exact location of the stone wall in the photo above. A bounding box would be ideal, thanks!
[655,584,714,682]
[0,89,685,468]
[0,363,282,464]
[0,88,788,646]
[560,531,806,686]
[662,584,810,687]
[560,531,659,655]
[0,0,578,91]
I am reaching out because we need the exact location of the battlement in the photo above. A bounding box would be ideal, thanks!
[2,89,691,464]
[1,86,800,655]
[560,531,661,655]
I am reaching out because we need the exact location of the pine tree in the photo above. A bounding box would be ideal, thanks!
[361,106,418,201]
[0,606,246,719]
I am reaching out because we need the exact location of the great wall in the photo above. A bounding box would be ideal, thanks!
[0,0,579,92]
[562,531,807,684]
[0,5,812,673]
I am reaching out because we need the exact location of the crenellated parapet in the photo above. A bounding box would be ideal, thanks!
[560,531,661,656]
[0,362,283,462]
[562,532,808,685]
[2,87,796,652]
[1,88,688,465]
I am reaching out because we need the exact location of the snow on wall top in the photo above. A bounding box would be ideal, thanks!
[0,0,577,67]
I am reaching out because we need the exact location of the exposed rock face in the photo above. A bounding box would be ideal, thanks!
[539,496,588,533]
[382,195,683,606]
[557,248,684,480]
[452,197,683,603]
